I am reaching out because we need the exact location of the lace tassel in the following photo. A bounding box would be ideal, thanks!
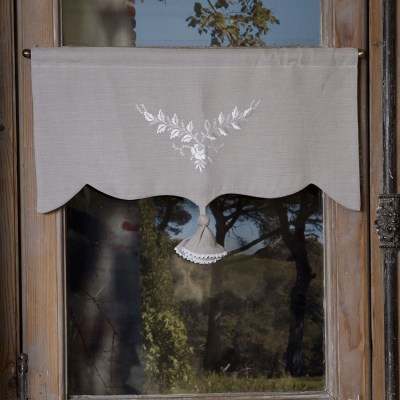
[174,214,227,264]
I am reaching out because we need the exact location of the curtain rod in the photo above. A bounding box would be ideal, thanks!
[21,48,367,59]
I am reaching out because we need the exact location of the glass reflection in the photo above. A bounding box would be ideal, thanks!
[63,0,320,48]
[67,188,324,395]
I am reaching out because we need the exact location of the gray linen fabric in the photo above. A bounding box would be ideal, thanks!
[31,47,360,263]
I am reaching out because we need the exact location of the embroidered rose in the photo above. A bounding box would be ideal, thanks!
[191,144,206,160]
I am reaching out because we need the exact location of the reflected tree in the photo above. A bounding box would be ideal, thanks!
[139,198,193,391]
[187,0,279,46]
[127,0,279,47]
[204,188,322,376]
[205,195,279,371]
[272,187,322,376]
[203,197,242,371]
[155,196,192,235]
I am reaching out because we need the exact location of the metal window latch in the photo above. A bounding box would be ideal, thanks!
[375,194,400,248]
[17,353,28,400]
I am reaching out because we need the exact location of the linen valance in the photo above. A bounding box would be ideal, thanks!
[31,47,360,263]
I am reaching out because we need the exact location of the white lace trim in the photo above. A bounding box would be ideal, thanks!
[174,246,228,265]
[137,100,260,172]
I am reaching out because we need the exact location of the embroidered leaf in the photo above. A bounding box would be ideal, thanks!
[157,110,165,121]
[231,122,241,130]
[186,121,194,132]
[172,114,178,125]
[242,108,252,117]
[218,112,224,124]
[181,135,193,143]
[218,128,228,136]
[170,129,181,138]
[195,160,205,172]
[207,135,217,141]
[232,106,239,119]
[204,120,211,132]
[157,124,166,133]
[144,112,154,122]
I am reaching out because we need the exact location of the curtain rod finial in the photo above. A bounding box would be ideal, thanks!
[22,49,31,59]
[358,50,367,58]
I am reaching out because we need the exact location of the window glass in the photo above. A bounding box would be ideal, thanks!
[62,0,323,396]
[67,190,324,395]
[135,0,320,47]
[62,0,321,48]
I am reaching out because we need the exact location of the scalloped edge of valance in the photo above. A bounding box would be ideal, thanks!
[36,181,361,214]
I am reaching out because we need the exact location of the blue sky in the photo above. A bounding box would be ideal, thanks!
[136,0,321,47]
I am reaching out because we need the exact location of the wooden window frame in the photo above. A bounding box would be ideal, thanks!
[16,0,375,398]
[0,0,20,399]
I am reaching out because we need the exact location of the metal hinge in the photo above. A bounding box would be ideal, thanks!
[17,353,28,400]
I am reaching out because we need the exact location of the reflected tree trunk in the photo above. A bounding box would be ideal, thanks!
[203,203,228,371]
[203,197,249,371]
[204,196,274,372]
[285,226,314,376]
[203,263,225,371]
[274,194,317,377]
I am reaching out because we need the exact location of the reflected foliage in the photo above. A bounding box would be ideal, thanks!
[139,199,193,391]
[187,0,279,46]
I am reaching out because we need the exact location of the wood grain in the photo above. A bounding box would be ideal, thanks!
[369,0,385,398]
[368,0,400,398]
[0,0,19,399]
[16,0,65,399]
[325,0,371,399]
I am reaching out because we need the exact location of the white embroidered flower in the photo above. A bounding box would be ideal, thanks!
[136,100,260,172]
[191,144,206,160]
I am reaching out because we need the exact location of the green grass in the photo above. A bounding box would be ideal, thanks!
[147,373,324,394]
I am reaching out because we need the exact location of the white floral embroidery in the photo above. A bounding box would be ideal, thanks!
[136,100,260,172]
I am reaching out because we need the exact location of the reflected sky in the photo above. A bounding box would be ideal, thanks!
[167,196,323,254]
[136,0,321,47]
